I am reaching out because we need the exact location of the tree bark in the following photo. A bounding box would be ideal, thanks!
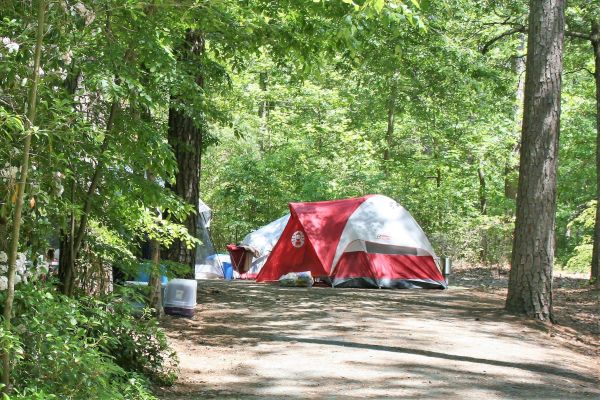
[478,164,487,215]
[2,0,46,391]
[0,203,8,253]
[258,72,270,152]
[145,170,164,317]
[506,0,565,321]
[165,30,204,274]
[384,72,399,167]
[590,21,600,284]
[479,164,488,262]
[148,237,164,318]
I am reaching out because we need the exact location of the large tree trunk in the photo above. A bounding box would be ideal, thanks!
[165,30,204,274]
[506,0,565,321]
[590,21,600,284]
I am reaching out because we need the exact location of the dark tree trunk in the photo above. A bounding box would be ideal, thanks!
[58,180,76,295]
[478,165,487,215]
[506,0,565,321]
[0,204,8,253]
[258,72,270,152]
[478,164,488,262]
[166,108,201,271]
[165,30,204,275]
[384,73,398,166]
[590,21,600,284]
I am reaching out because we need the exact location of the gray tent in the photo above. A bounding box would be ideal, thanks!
[238,214,290,278]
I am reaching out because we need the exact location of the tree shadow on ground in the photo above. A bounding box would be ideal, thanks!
[155,280,599,400]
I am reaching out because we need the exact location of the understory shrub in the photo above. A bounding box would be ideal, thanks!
[559,201,595,273]
[429,215,513,265]
[1,281,177,399]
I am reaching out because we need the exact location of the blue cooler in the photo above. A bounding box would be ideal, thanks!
[223,262,233,280]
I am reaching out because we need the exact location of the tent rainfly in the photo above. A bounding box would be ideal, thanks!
[256,194,447,289]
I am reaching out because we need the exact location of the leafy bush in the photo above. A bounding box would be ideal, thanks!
[561,201,595,273]
[565,243,593,273]
[78,287,178,385]
[430,215,513,265]
[1,281,177,399]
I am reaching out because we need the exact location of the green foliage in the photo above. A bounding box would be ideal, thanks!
[565,243,593,273]
[561,201,596,272]
[1,282,176,398]
[0,0,599,393]
[201,0,517,258]
[77,290,178,385]
[430,215,513,265]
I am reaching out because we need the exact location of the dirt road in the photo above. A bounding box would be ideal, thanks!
[156,279,599,399]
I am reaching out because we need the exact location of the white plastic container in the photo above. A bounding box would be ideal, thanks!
[163,279,197,317]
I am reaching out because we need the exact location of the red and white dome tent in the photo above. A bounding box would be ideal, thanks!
[256,194,447,289]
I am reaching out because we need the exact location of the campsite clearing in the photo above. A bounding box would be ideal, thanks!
[156,267,599,399]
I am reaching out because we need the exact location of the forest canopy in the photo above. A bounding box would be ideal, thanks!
[0,0,598,397]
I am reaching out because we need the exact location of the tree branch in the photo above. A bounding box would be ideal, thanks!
[564,67,594,77]
[565,30,592,41]
[481,25,525,54]
[481,25,595,55]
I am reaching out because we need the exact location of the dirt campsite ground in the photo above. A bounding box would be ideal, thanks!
[155,265,600,399]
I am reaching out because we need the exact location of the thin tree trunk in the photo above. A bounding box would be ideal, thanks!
[590,21,600,284]
[59,10,127,295]
[0,205,8,253]
[506,0,565,321]
[60,178,76,295]
[148,237,163,318]
[478,164,488,262]
[145,170,164,317]
[478,164,487,215]
[258,72,269,152]
[72,101,117,257]
[384,72,399,168]
[1,0,46,391]
[56,64,80,293]
[59,100,117,295]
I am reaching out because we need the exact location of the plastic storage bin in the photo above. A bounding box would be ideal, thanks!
[163,279,197,317]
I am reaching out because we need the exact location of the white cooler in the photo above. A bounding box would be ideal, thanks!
[163,279,197,317]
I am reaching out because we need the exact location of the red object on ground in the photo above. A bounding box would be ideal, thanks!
[226,244,255,277]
